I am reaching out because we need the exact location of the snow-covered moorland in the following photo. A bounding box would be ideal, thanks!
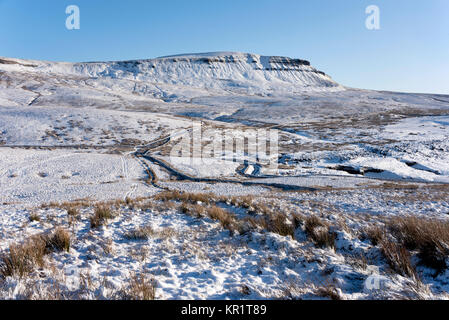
[1,52,449,300]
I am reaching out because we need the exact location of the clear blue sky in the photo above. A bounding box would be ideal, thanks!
[1,0,448,94]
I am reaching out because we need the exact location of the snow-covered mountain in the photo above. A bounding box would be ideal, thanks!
[2,53,449,301]
[1,51,448,121]
[75,52,341,92]
[0,52,342,107]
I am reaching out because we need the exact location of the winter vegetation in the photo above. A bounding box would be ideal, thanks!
[0,52,448,300]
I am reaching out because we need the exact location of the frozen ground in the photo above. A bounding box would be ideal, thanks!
[1,186,448,300]
[0,149,155,205]
[1,52,449,300]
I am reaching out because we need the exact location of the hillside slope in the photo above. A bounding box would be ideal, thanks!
[0,52,342,99]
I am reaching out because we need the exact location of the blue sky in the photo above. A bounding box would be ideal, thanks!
[1,0,448,94]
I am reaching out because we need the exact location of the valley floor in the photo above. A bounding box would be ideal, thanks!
[0,85,448,300]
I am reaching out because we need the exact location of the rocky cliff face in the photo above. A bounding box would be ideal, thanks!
[0,52,343,109]
[67,52,342,93]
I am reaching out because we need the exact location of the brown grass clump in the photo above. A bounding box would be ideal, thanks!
[29,213,41,222]
[124,226,155,240]
[155,190,213,204]
[0,228,72,279]
[0,236,46,279]
[40,199,91,210]
[388,216,449,272]
[132,199,155,212]
[121,273,157,300]
[206,206,238,233]
[241,216,267,232]
[45,228,71,252]
[304,216,336,249]
[362,225,385,246]
[0,228,71,278]
[90,205,115,228]
[292,214,304,229]
[228,195,254,209]
[225,196,274,215]
[240,284,251,296]
[304,216,325,235]
[180,203,206,218]
[313,230,336,249]
[381,240,418,279]
[316,285,341,300]
[125,197,133,206]
[67,207,79,217]
[267,214,295,238]
[124,225,177,241]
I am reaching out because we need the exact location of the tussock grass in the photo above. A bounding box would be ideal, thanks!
[228,195,254,209]
[45,228,71,252]
[317,285,341,300]
[206,206,238,233]
[241,216,267,232]
[176,193,300,239]
[180,203,205,218]
[124,225,177,241]
[267,214,295,238]
[124,226,155,240]
[29,213,41,222]
[155,190,213,204]
[362,225,385,246]
[117,196,152,210]
[90,205,115,228]
[40,199,91,210]
[388,216,449,272]
[240,284,251,296]
[292,214,304,229]
[313,230,336,249]
[0,228,70,279]
[381,240,418,279]
[0,236,46,279]
[304,216,336,249]
[121,273,157,300]
[66,207,79,217]
[304,216,325,235]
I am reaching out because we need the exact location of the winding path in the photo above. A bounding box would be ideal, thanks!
[133,133,317,192]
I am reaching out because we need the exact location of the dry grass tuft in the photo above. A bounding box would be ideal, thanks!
[381,240,417,279]
[304,216,325,235]
[0,236,46,279]
[362,225,385,246]
[267,214,295,238]
[124,225,177,241]
[40,199,91,211]
[304,216,336,248]
[67,207,79,217]
[90,205,115,228]
[124,226,155,240]
[29,213,41,222]
[155,190,213,204]
[0,228,71,279]
[316,284,341,300]
[228,195,254,209]
[388,216,449,272]
[292,214,304,229]
[180,203,206,218]
[45,228,71,252]
[240,284,251,296]
[206,206,238,233]
[121,273,157,300]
